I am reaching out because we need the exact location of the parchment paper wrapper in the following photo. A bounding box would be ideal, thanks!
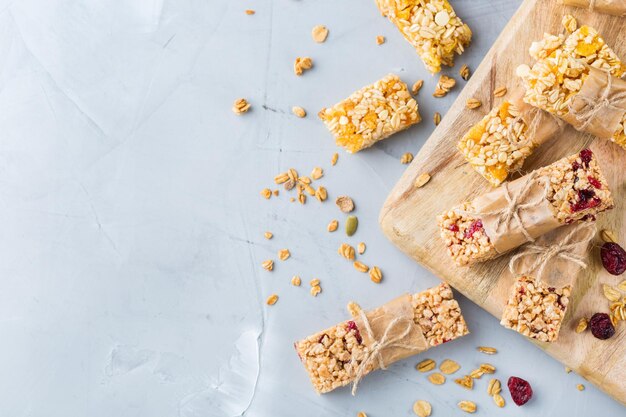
[352,294,428,367]
[562,66,626,140]
[509,87,563,147]
[469,174,560,254]
[558,0,626,16]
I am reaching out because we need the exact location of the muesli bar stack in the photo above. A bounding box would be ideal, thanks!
[294,283,468,394]
[501,276,571,342]
[521,26,626,149]
[375,0,472,74]
[319,74,421,153]
[438,149,613,266]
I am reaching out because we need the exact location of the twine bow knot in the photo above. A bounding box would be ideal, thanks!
[509,222,596,280]
[350,309,417,395]
[568,70,626,132]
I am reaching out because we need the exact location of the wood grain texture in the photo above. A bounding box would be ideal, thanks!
[379,0,626,405]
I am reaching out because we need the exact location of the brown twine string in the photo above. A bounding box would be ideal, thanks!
[505,105,564,148]
[509,222,596,280]
[350,308,418,395]
[588,0,596,11]
[568,70,626,132]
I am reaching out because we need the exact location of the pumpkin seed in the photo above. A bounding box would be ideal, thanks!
[346,215,358,236]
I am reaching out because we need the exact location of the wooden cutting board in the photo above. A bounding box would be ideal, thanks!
[379,0,626,405]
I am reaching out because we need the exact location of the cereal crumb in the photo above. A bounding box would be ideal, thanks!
[245,9,255,15]
[266,294,278,305]
[292,106,306,118]
[376,35,385,45]
[466,98,482,109]
[459,64,470,80]
[312,25,329,43]
[233,98,251,114]
[264,231,273,239]
[401,152,414,164]
[412,80,424,95]
[294,57,313,76]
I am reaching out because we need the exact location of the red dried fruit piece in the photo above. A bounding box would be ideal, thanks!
[570,189,600,212]
[572,161,581,171]
[580,148,593,167]
[464,220,483,239]
[589,312,615,340]
[448,224,459,232]
[346,320,363,344]
[588,176,602,189]
[508,376,533,406]
[601,242,626,276]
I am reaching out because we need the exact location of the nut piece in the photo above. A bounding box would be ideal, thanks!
[466,98,482,109]
[416,359,436,372]
[413,400,432,417]
[562,14,577,33]
[311,25,329,43]
[357,242,366,254]
[601,229,617,243]
[264,231,273,239]
[376,35,386,45]
[294,57,313,76]
[433,112,441,126]
[493,86,507,98]
[369,266,382,283]
[414,172,431,188]
[328,219,339,232]
[338,243,356,260]
[459,64,470,81]
[278,249,291,261]
[233,98,251,114]
[266,294,278,305]
[345,215,358,236]
[455,375,474,390]
[412,80,424,95]
[428,373,446,385]
[493,393,505,407]
[487,378,502,396]
[575,317,588,333]
[292,106,307,118]
[261,188,272,199]
[401,153,414,164]
[262,260,274,271]
[291,275,301,286]
[331,152,339,166]
[478,346,497,354]
[458,401,476,413]
[336,196,355,212]
[439,359,460,374]
[353,261,369,273]
[315,186,328,202]
[311,167,324,180]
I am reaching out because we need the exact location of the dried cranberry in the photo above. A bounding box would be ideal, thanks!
[346,320,362,344]
[318,333,328,343]
[589,313,615,340]
[601,242,626,276]
[570,189,600,212]
[464,220,483,239]
[507,376,533,406]
[572,161,581,171]
[580,148,593,167]
[588,176,602,189]
[448,224,459,232]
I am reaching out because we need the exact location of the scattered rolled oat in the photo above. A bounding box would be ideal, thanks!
[433,112,441,126]
[493,86,507,98]
[357,412,367,417]
[278,249,291,261]
[414,172,431,188]
[292,106,307,118]
[417,359,436,372]
[328,219,339,232]
[603,284,621,302]
[369,266,382,283]
[291,275,301,286]
[336,196,355,212]
[466,98,481,109]
[272,189,279,196]
[413,400,432,417]
[618,280,626,291]
[353,261,369,273]
[439,359,460,374]
[401,153,414,164]
[478,346,497,354]
[562,14,577,33]
[458,400,476,413]
[433,75,456,97]
[315,186,328,202]
[480,363,496,374]
[575,317,588,333]
[339,243,356,260]
[245,9,255,15]
[261,188,272,199]
[487,378,502,396]
[376,35,386,45]
[310,278,320,287]
[601,229,617,243]
[311,25,329,43]
[412,80,424,95]
[232,98,251,114]
[266,294,278,305]
[347,301,361,316]
[459,64,470,81]
[262,259,274,271]
[493,393,505,407]
[577,383,585,391]
[264,231,273,239]
[298,193,306,204]
[331,152,338,166]
[311,167,324,180]
[470,368,484,379]
[515,64,530,78]
[455,375,474,390]
[428,373,446,385]
[357,242,366,254]
[294,57,313,76]
[310,285,322,296]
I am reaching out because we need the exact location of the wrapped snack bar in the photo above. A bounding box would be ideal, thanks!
[521,26,626,149]
[375,0,472,74]
[319,74,421,153]
[557,0,626,16]
[294,283,469,394]
[438,149,613,266]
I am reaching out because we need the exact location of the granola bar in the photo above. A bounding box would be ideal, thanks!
[294,283,468,394]
[319,74,421,153]
[557,0,626,16]
[375,0,472,74]
[521,26,626,149]
[501,276,571,342]
[438,149,614,266]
